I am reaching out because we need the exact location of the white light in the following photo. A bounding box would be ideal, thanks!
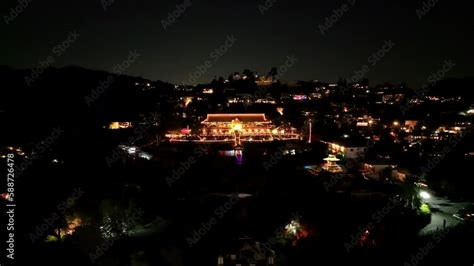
[419,191,431,199]
[285,220,300,236]
[138,152,152,160]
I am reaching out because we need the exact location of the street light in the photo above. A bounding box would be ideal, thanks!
[419,191,431,199]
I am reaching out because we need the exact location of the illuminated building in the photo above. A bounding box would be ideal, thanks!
[356,116,378,127]
[255,75,274,86]
[431,123,471,140]
[323,140,368,159]
[322,154,343,173]
[166,113,300,145]
[362,161,406,183]
[382,93,405,104]
[404,120,419,130]
[107,121,133,130]
[202,88,214,94]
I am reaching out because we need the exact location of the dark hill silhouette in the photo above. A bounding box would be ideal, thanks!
[0,65,173,145]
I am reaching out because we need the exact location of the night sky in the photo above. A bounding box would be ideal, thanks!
[1,0,473,86]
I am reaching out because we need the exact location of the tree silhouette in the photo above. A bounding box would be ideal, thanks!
[269,67,278,77]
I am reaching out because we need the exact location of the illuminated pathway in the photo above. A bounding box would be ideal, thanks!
[419,190,472,236]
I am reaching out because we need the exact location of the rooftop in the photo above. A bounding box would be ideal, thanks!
[202,113,271,123]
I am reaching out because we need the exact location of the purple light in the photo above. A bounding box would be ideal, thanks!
[293,95,307,101]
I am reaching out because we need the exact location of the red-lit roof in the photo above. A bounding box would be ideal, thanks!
[202,113,270,123]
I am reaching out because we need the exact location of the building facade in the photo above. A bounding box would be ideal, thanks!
[166,113,300,145]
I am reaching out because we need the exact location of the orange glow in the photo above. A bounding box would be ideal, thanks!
[203,88,214,94]
[55,217,83,237]
[277,107,284,115]
[183,97,193,107]
[168,113,301,142]
[108,122,132,130]
[109,122,120,129]
[230,120,243,132]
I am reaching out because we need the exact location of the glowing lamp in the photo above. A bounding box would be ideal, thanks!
[230,122,242,132]
[419,191,431,199]
[109,122,120,129]
[277,107,284,115]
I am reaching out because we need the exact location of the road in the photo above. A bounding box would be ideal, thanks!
[419,190,472,236]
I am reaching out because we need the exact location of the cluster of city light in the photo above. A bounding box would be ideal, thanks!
[255,98,276,104]
[60,217,82,236]
[328,143,345,153]
[435,126,464,134]
[285,220,301,236]
[228,98,251,104]
[46,216,83,242]
[202,88,214,94]
[167,114,300,143]
[183,97,193,107]
[203,127,287,135]
[108,122,133,130]
[2,146,25,157]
